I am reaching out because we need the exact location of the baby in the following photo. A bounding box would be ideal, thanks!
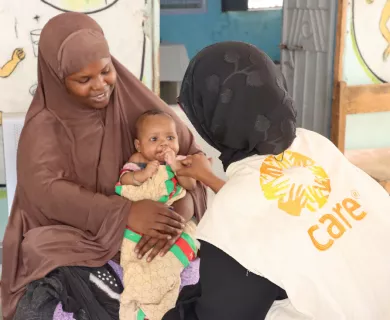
[116,110,199,320]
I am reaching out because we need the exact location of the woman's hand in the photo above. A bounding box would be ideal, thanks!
[127,200,185,239]
[177,154,225,193]
[135,194,195,261]
[176,153,213,181]
[134,233,182,262]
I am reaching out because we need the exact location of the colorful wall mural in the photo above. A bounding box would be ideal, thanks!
[341,0,390,150]
[344,0,390,85]
[41,0,120,14]
[351,0,390,83]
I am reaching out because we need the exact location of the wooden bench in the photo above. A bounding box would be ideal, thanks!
[331,81,390,193]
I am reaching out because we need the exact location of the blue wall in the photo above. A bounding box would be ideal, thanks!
[160,2,282,62]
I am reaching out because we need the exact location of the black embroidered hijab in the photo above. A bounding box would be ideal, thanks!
[178,41,297,170]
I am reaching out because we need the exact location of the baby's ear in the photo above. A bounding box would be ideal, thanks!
[134,139,140,152]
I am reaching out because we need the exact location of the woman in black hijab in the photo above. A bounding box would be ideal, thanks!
[163,41,296,319]
[178,41,296,171]
[165,41,390,320]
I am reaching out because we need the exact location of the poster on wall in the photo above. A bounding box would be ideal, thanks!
[0,0,157,114]
[340,1,390,158]
[347,0,390,83]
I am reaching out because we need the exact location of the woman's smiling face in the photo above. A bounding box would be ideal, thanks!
[64,57,116,109]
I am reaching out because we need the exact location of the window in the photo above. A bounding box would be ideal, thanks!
[248,0,283,9]
[222,0,282,12]
[160,0,206,14]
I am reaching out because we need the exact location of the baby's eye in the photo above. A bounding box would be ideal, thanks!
[150,137,157,142]
[167,136,175,140]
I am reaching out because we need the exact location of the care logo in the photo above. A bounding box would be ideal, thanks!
[260,151,368,251]
[260,151,331,216]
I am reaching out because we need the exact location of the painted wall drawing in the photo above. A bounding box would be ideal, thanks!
[0,48,25,78]
[378,0,390,60]
[30,29,42,57]
[353,0,390,82]
[41,0,119,14]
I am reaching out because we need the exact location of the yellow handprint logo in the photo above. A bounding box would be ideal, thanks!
[289,152,314,167]
[278,184,308,216]
[260,162,284,179]
[260,151,331,216]
[306,186,328,211]
[262,179,289,200]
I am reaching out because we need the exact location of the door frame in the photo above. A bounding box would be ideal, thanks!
[330,0,349,152]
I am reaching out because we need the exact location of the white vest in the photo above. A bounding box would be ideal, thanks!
[197,128,390,319]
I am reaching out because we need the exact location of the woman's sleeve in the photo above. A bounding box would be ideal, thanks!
[17,127,130,236]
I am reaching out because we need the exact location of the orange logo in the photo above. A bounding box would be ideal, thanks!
[260,151,331,216]
[308,197,367,251]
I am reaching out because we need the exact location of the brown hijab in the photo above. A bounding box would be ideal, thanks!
[1,12,206,320]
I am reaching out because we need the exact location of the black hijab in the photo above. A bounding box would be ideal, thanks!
[178,41,297,170]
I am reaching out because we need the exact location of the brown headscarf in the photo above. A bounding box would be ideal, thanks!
[1,12,206,320]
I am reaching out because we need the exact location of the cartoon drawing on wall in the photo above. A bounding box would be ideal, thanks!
[30,29,42,57]
[353,0,390,82]
[140,7,147,83]
[0,0,156,114]
[0,48,25,78]
[41,0,119,14]
[378,1,390,60]
[14,18,19,38]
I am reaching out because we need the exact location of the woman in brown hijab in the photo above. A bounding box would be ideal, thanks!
[1,12,206,320]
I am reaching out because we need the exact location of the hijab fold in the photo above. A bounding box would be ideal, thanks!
[1,13,206,320]
[178,42,297,170]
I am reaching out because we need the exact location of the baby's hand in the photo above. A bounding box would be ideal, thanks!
[163,148,177,167]
[144,160,159,178]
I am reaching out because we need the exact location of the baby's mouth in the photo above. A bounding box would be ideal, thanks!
[155,152,165,161]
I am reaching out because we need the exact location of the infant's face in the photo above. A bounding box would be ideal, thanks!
[136,115,179,162]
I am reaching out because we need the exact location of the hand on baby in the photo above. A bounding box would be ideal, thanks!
[135,233,182,262]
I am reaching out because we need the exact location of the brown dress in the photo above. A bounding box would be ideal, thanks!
[1,12,206,320]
